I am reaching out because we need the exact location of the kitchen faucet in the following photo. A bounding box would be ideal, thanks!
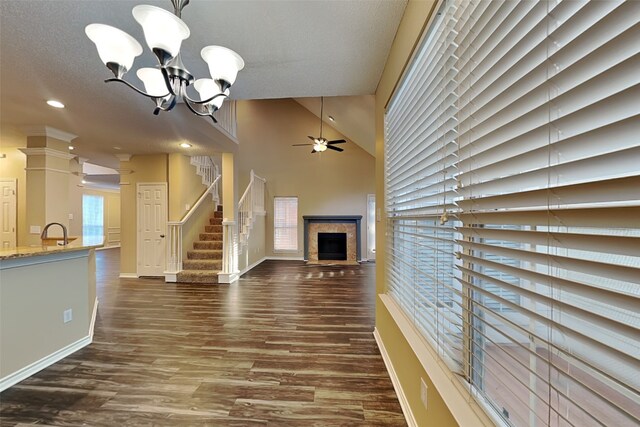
[41,223,69,245]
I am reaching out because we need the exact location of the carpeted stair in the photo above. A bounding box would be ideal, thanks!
[176,206,223,284]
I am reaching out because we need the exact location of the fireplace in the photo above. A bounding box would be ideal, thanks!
[303,215,362,264]
[318,232,347,260]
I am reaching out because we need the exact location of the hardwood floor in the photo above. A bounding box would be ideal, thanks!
[0,249,406,426]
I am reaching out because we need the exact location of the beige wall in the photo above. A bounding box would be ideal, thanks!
[0,126,28,246]
[0,250,93,380]
[374,1,462,426]
[236,99,375,259]
[119,154,168,275]
[168,153,207,221]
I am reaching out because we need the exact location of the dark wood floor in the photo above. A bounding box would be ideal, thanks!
[0,249,406,426]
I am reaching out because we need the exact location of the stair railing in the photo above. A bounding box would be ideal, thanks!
[189,156,221,203]
[237,170,266,254]
[165,156,220,282]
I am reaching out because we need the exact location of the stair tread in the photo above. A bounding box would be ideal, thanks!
[183,259,222,264]
[178,269,220,276]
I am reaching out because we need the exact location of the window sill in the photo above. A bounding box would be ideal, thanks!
[378,294,499,427]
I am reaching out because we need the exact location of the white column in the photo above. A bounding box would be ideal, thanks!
[218,219,238,283]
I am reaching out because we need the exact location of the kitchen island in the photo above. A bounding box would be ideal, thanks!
[0,237,102,391]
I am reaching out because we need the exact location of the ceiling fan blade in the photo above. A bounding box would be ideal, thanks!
[292,143,313,146]
[327,139,346,144]
[327,145,344,152]
[308,136,317,141]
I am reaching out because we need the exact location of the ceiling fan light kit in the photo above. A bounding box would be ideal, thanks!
[85,0,244,123]
[292,97,347,154]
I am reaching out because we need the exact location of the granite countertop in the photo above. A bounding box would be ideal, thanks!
[0,236,104,260]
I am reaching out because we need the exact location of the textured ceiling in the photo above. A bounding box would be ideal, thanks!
[0,0,406,168]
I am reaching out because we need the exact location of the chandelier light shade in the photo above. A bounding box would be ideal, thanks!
[132,5,190,60]
[201,46,245,89]
[194,79,229,109]
[85,0,244,123]
[85,24,143,71]
[136,68,170,97]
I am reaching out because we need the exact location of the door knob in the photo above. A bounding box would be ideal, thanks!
[160,234,165,238]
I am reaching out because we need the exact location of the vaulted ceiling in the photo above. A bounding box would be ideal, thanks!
[0,0,406,167]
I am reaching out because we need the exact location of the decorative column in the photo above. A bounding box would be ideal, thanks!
[218,152,238,283]
[19,126,76,246]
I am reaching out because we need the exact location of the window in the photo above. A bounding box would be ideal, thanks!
[82,194,104,246]
[384,1,640,426]
[273,197,298,251]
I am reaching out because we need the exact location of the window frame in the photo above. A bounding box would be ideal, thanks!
[273,196,299,253]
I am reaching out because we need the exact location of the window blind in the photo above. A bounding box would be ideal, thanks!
[384,1,639,426]
[273,197,298,251]
[82,194,104,246]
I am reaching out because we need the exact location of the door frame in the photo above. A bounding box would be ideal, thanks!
[366,193,376,261]
[136,182,168,277]
[0,178,17,249]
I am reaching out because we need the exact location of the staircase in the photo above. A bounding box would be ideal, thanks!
[238,170,266,254]
[175,205,224,284]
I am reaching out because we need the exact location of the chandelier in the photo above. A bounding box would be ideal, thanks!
[85,0,244,123]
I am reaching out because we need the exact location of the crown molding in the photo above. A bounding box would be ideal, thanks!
[115,154,132,162]
[18,147,75,160]
[21,126,77,142]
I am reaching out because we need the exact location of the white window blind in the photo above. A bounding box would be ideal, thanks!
[384,1,640,426]
[274,197,298,251]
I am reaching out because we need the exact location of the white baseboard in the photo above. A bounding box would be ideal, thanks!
[265,256,305,261]
[89,298,99,338]
[119,273,138,279]
[374,328,418,427]
[164,273,177,283]
[239,256,267,277]
[0,336,91,392]
[0,297,99,392]
[217,271,239,283]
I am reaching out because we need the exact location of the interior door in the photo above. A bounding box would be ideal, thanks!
[0,179,17,249]
[137,183,167,276]
[367,194,376,260]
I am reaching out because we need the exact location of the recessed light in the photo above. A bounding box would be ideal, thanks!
[180,142,192,148]
[69,145,75,150]
[47,100,65,109]
[328,115,335,122]
[81,179,87,184]
[113,146,122,150]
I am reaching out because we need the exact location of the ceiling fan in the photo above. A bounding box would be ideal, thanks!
[292,97,346,153]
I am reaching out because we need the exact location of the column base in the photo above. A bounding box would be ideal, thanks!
[217,271,239,284]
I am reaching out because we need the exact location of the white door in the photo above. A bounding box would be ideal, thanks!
[0,179,17,249]
[367,194,376,261]
[137,183,167,276]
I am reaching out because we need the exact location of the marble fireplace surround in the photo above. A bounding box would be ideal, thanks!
[303,215,362,264]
